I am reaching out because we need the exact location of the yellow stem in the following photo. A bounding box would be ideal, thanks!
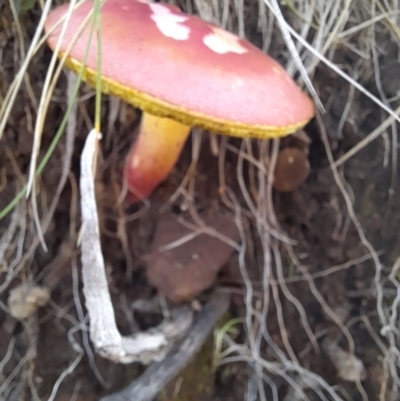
[124,113,191,201]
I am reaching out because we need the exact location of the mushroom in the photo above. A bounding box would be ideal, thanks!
[45,0,314,201]
[273,147,310,192]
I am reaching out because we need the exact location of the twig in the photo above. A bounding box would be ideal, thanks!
[100,290,230,401]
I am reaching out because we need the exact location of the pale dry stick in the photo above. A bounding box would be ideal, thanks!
[79,129,193,363]
[80,129,133,360]
[80,129,140,360]
[263,0,324,111]
[71,260,108,387]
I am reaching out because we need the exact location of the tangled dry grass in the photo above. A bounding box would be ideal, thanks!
[1,0,400,400]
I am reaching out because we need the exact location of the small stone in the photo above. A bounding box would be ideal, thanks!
[8,283,50,320]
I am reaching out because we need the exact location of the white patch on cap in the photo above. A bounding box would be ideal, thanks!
[203,27,247,55]
[148,3,172,15]
[148,3,190,41]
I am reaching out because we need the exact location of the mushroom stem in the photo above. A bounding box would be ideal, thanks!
[124,112,191,201]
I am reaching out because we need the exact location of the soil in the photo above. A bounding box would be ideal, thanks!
[1,1,400,401]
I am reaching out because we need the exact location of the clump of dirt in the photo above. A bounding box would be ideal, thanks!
[146,211,240,302]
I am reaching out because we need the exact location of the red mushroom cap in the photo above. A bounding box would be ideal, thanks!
[45,0,314,138]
